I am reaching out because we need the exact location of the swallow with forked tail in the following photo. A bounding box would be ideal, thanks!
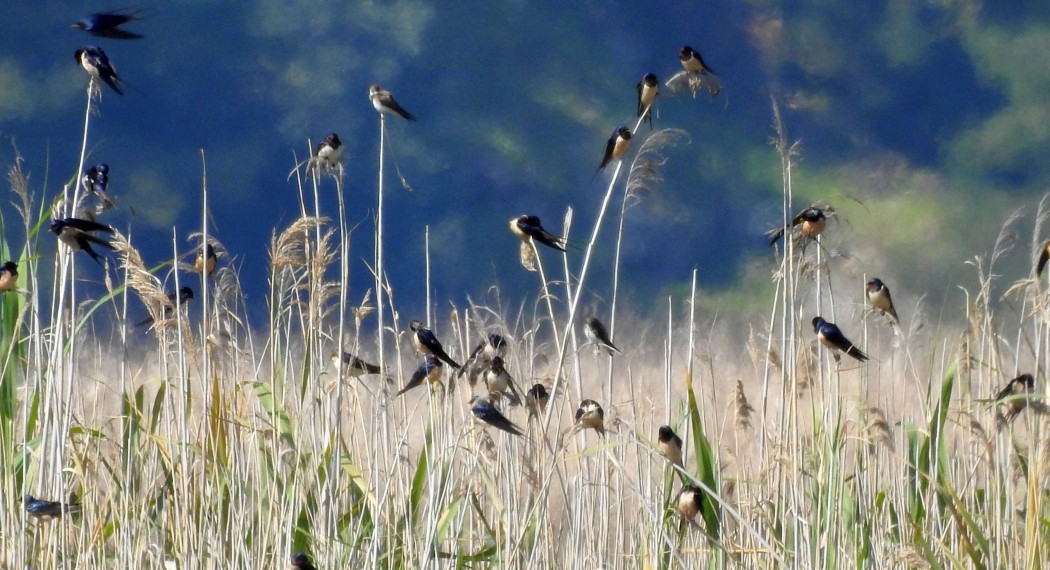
[470,395,523,436]
[510,215,566,253]
[813,317,868,362]
[766,206,827,246]
[596,126,632,173]
[866,278,899,324]
[50,217,115,265]
[369,84,416,121]
[410,320,461,369]
[679,46,716,75]
[75,46,123,95]
[637,73,659,128]
[73,11,144,39]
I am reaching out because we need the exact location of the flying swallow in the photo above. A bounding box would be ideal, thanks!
[766,207,827,246]
[812,317,868,362]
[485,356,523,406]
[369,84,416,121]
[314,133,344,170]
[994,373,1035,426]
[136,287,194,327]
[510,215,567,253]
[596,126,632,173]
[574,399,606,436]
[195,243,217,275]
[657,425,684,467]
[290,552,317,570]
[866,278,899,324]
[81,163,115,209]
[332,351,382,378]
[73,11,144,40]
[675,484,704,524]
[0,261,17,293]
[458,334,507,380]
[526,383,549,420]
[410,320,461,369]
[23,495,80,521]
[637,73,659,128]
[469,395,524,437]
[49,217,114,265]
[75,46,123,95]
[584,316,621,355]
[679,46,716,75]
[1036,239,1050,277]
[396,354,443,397]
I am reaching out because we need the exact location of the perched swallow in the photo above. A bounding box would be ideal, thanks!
[1036,239,1050,277]
[637,73,659,128]
[596,126,632,173]
[679,46,716,75]
[75,46,123,95]
[23,495,80,521]
[584,316,621,355]
[994,373,1035,425]
[657,425,684,467]
[812,317,868,362]
[766,207,827,246]
[458,334,507,380]
[574,399,606,436]
[314,133,344,170]
[332,351,382,378]
[136,287,194,327]
[0,261,17,293]
[81,163,115,208]
[526,383,549,420]
[485,356,522,406]
[73,11,144,40]
[396,354,443,397]
[369,84,416,121]
[675,484,704,523]
[469,395,524,437]
[510,215,567,253]
[195,243,217,275]
[410,320,461,369]
[49,217,114,265]
[866,278,899,324]
[290,552,317,570]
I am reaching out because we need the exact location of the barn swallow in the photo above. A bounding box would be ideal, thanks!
[194,243,217,275]
[49,217,114,265]
[584,316,621,355]
[675,484,704,524]
[314,133,344,170]
[0,261,17,293]
[485,356,523,406]
[510,215,566,253]
[766,207,827,246]
[526,383,549,420]
[396,354,443,396]
[458,334,507,380]
[290,552,317,570]
[23,495,80,520]
[469,395,524,437]
[332,351,382,378]
[136,287,194,327]
[657,425,683,467]
[73,11,144,40]
[994,373,1035,425]
[596,126,632,173]
[81,163,115,208]
[410,320,461,369]
[369,84,416,121]
[679,46,716,75]
[866,278,899,324]
[574,399,606,436]
[812,317,868,362]
[637,73,659,128]
[1036,239,1050,277]
[75,46,123,95]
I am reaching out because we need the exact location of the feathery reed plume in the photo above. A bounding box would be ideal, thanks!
[956,411,992,458]
[664,70,722,99]
[623,128,689,208]
[7,154,32,224]
[734,380,754,431]
[270,216,330,269]
[110,230,167,309]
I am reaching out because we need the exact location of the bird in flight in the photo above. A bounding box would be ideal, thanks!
[73,11,144,40]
